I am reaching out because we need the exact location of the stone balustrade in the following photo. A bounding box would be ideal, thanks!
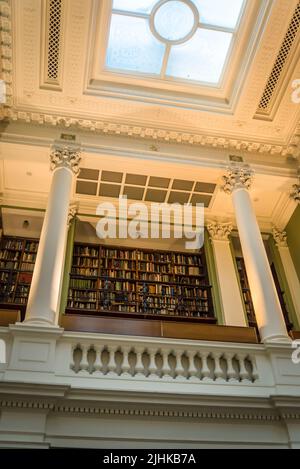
[70,342,259,383]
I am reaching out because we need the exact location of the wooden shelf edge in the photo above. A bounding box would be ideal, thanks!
[60,314,259,344]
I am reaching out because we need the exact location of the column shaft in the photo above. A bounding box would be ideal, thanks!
[25,167,73,325]
[232,187,289,341]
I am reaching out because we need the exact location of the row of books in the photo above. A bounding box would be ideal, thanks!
[101,269,135,280]
[0,251,20,260]
[137,307,209,316]
[73,246,99,257]
[72,258,99,268]
[20,263,35,272]
[71,267,98,276]
[101,259,136,270]
[99,304,136,313]
[24,242,38,253]
[138,284,209,296]
[99,292,136,302]
[0,261,19,270]
[68,290,97,301]
[137,262,171,274]
[100,280,136,292]
[101,248,135,260]
[138,273,204,285]
[136,252,173,262]
[69,278,97,289]
[67,301,97,310]
[22,253,37,262]
[0,271,17,282]
[1,240,23,250]
[15,285,30,295]
[174,266,200,275]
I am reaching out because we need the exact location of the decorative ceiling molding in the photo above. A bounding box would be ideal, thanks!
[1,0,300,159]
[2,106,300,158]
[0,0,12,107]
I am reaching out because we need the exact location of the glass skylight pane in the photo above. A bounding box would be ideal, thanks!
[154,0,196,42]
[192,0,245,29]
[112,0,157,14]
[106,14,165,74]
[166,28,232,84]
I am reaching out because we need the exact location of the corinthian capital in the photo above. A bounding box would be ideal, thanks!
[272,228,288,247]
[207,222,233,241]
[50,144,82,175]
[222,165,254,194]
[67,205,78,228]
[290,184,300,203]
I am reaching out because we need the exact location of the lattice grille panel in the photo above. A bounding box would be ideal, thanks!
[257,2,300,113]
[47,0,62,81]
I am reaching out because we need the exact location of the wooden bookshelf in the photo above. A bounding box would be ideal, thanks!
[0,236,39,319]
[236,256,292,330]
[66,243,216,323]
[235,257,256,326]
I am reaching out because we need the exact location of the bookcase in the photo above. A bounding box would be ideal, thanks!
[0,236,39,317]
[235,257,256,325]
[236,256,292,330]
[66,243,216,322]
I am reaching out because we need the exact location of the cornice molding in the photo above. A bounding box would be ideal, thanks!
[0,398,283,422]
[2,0,300,159]
[1,107,300,159]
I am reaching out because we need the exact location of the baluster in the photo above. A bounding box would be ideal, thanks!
[187,350,199,382]
[70,344,76,372]
[237,354,251,382]
[200,352,213,382]
[249,355,259,382]
[94,344,104,374]
[79,344,90,374]
[106,345,118,376]
[224,352,238,382]
[160,349,172,380]
[174,350,186,381]
[213,353,224,382]
[121,346,132,377]
[147,348,158,379]
[134,347,145,378]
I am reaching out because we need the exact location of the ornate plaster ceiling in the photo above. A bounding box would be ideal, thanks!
[0,0,300,159]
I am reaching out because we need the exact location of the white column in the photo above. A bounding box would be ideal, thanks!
[24,144,81,326]
[273,228,300,324]
[207,222,247,327]
[223,166,290,343]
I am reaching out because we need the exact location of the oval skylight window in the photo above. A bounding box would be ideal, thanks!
[152,0,198,44]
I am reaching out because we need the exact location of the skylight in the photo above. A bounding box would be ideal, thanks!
[105,0,245,85]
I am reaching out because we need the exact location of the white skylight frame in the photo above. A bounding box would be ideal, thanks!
[103,0,247,88]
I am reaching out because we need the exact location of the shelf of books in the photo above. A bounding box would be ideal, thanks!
[0,236,39,319]
[66,243,216,323]
[235,257,256,326]
[235,257,292,331]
